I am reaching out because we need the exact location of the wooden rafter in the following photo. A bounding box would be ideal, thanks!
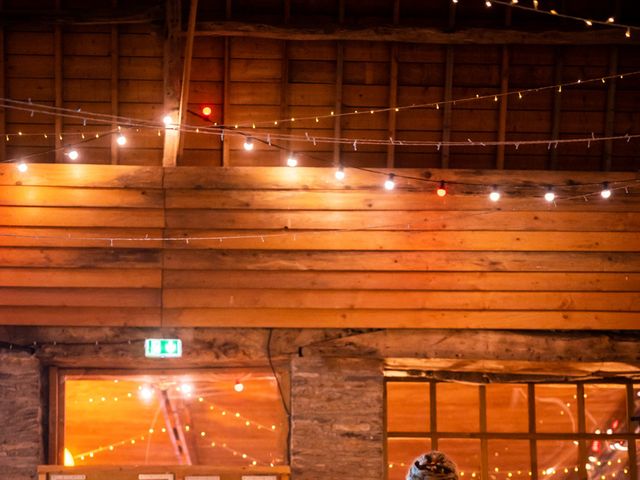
[386,0,400,169]
[333,0,345,167]
[193,22,639,45]
[110,0,119,165]
[602,47,618,171]
[0,0,5,163]
[221,1,232,166]
[162,0,181,167]
[496,9,512,169]
[278,0,291,166]
[54,0,62,163]
[548,48,563,169]
[176,0,199,163]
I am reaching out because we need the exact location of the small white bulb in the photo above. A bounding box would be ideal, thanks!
[544,190,556,202]
[600,183,612,199]
[139,386,153,401]
[163,115,173,126]
[67,150,79,161]
[287,156,297,167]
[335,166,345,180]
[384,174,395,191]
[243,137,254,151]
[234,381,244,392]
[116,134,127,146]
[17,162,28,173]
[489,189,501,202]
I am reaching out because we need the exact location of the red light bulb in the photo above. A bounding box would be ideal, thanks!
[201,106,213,117]
[436,181,447,197]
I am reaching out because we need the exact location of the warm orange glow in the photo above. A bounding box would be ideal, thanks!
[63,448,75,466]
[201,106,213,116]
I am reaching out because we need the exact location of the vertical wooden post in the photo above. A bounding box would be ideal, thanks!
[162,0,182,167]
[0,0,5,163]
[496,46,509,169]
[54,0,63,163]
[333,0,345,167]
[548,48,563,170]
[527,384,538,480]
[440,3,456,169]
[479,385,488,480]
[110,0,120,165]
[386,0,400,169]
[47,367,61,464]
[279,0,291,165]
[576,383,587,480]
[602,47,618,171]
[221,0,232,166]
[176,0,199,164]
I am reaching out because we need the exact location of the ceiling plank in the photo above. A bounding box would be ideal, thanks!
[193,22,640,45]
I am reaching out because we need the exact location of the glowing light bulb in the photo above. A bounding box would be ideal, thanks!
[287,155,298,167]
[489,187,501,202]
[607,17,615,23]
[181,383,193,395]
[201,106,212,116]
[243,137,254,151]
[485,0,492,6]
[384,174,395,191]
[139,385,153,401]
[436,181,447,197]
[116,134,127,146]
[67,150,79,161]
[533,0,538,7]
[163,115,173,126]
[585,20,593,26]
[625,28,631,38]
[234,380,244,392]
[544,189,556,202]
[17,162,28,173]
[335,165,345,180]
[600,183,612,199]
[452,0,458,3]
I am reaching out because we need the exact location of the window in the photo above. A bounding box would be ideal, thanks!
[386,379,639,480]
[59,370,288,467]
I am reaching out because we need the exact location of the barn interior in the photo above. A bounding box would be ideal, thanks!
[0,1,639,480]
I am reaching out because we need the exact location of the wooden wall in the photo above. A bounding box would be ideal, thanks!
[2,0,640,170]
[1,163,639,329]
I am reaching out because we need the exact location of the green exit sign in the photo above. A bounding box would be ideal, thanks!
[144,339,182,358]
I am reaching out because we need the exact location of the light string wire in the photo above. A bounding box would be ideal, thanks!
[490,0,640,33]
[1,68,640,151]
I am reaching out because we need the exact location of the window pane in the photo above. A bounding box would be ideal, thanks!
[437,439,480,478]
[585,384,628,434]
[537,440,580,480]
[64,372,287,466]
[535,384,578,433]
[586,439,629,480]
[437,383,479,432]
[386,381,430,432]
[387,438,431,480]
[486,384,529,432]
[488,440,530,478]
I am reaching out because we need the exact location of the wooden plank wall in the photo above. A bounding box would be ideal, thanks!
[1,163,639,329]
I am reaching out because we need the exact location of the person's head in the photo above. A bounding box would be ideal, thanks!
[405,450,458,480]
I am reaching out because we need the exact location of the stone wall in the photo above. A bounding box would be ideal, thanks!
[0,350,43,480]
[291,356,384,480]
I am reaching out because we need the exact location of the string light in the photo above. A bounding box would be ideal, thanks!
[335,165,345,180]
[486,1,492,7]
[234,380,244,392]
[544,188,556,202]
[384,174,396,190]
[436,181,447,197]
[286,155,298,167]
[600,183,612,199]
[116,134,127,146]
[243,137,254,151]
[162,115,173,126]
[16,161,28,173]
[67,149,79,161]
[489,186,501,202]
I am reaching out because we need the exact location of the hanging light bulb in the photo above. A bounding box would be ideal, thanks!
[485,0,492,7]
[600,182,612,199]
[63,448,75,467]
[243,137,254,151]
[625,28,631,38]
[533,0,539,8]
[544,188,556,202]
[234,380,244,392]
[67,150,79,161]
[139,385,154,401]
[384,174,395,190]
[116,134,127,146]
[163,115,173,126]
[335,165,345,180]
[17,161,28,173]
[436,181,447,197]
[286,155,298,167]
[489,186,501,202]
[201,105,213,117]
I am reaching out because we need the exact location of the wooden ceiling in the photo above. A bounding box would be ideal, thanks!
[1,0,639,170]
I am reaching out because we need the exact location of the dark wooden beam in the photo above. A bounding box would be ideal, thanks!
[221,1,232,166]
[548,48,563,170]
[162,0,182,167]
[496,9,511,169]
[333,0,345,167]
[386,0,400,169]
[193,22,640,45]
[440,1,456,169]
[278,0,290,166]
[0,0,5,164]
[54,0,63,163]
[110,0,119,165]
[602,47,618,171]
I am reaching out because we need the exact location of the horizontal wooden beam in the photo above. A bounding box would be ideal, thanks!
[193,21,640,45]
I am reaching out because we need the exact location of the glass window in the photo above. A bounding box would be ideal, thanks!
[535,384,578,433]
[487,440,530,478]
[386,382,429,432]
[437,439,481,478]
[487,384,529,432]
[537,440,580,480]
[437,383,479,432]
[584,384,628,434]
[387,438,431,480]
[63,371,288,467]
